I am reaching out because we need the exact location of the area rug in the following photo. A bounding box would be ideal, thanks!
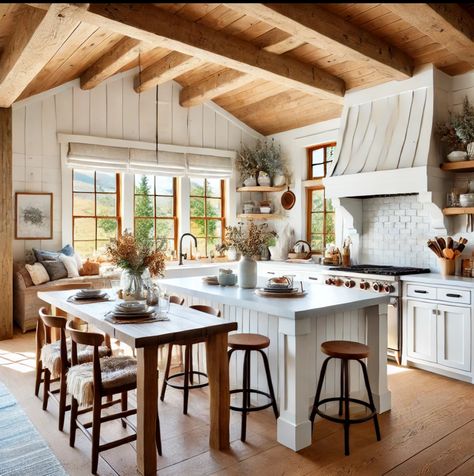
[0,381,67,476]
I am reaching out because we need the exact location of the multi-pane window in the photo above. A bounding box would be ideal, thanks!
[306,143,336,253]
[72,170,120,257]
[190,178,225,257]
[134,175,177,252]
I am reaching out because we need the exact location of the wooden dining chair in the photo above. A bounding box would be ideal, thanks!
[66,320,162,474]
[35,306,111,431]
[160,304,221,414]
[170,295,185,306]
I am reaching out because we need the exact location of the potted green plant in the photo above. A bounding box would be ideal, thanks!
[236,143,259,186]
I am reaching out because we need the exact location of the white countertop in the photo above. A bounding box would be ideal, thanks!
[160,276,389,320]
[401,273,474,288]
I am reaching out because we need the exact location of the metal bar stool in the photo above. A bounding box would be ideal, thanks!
[310,340,381,456]
[160,304,220,414]
[228,333,279,442]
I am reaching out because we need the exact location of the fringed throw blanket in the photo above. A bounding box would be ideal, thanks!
[40,338,110,379]
[67,356,137,407]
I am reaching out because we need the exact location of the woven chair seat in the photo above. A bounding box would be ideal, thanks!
[67,356,137,407]
[40,337,110,378]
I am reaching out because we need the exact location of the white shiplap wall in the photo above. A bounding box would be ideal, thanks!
[12,71,262,262]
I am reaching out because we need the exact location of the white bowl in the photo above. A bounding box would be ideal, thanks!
[260,207,271,213]
[459,193,474,207]
[447,151,467,162]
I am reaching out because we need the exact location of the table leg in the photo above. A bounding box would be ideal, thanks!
[206,332,230,450]
[136,345,158,476]
[366,304,391,413]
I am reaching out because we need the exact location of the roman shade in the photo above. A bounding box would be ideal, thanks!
[65,142,233,178]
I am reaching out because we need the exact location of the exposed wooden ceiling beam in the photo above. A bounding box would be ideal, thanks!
[134,51,203,93]
[178,30,306,108]
[73,3,345,101]
[386,3,474,67]
[226,3,413,80]
[180,70,255,107]
[80,37,142,90]
[0,4,88,107]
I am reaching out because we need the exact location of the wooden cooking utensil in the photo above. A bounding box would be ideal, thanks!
[436,236,446,250]
[447,237,454,249]
[443,248,455,260]
[427,240,442,257]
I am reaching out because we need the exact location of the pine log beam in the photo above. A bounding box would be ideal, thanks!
[74,3,345,101]
[80,37,142,90]
[134,51,203,93]
[227,3,413,80]
[387,3,474,67]
[0,4,89,107]
[0,108,13,340]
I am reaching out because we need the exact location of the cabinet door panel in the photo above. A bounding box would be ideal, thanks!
[407,300,437,363]
[437,304,471,372]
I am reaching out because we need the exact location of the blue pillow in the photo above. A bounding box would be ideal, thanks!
[60,244,75,257]
[33,248,60,262]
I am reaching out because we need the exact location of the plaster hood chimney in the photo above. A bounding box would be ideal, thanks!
[324,66,451,234]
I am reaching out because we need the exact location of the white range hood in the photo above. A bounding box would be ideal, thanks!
[324,66,451,234]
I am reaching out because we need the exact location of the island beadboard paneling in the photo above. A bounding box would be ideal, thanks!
[11,72,262,261]
[172,291,368,408]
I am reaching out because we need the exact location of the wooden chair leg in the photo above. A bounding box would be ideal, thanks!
[160,344,173,402]
[42,368,51,411]
[58,371,67,431]
[121,391,128,429]
[156,413,162,456]
[189,347,194,385]
[69,397,78,447]
[91,395,102,475]
[183,344,191,415]
[35,362,42,397]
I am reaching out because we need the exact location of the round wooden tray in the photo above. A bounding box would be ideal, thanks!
[255,288,307,298]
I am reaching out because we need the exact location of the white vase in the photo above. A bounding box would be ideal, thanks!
[467,142,474,159]
[273,174,286,186]
[243,176,257,187]
[238,255,257,289]
[257,171,271,186]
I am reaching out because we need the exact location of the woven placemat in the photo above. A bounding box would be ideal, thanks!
[67,295,114,305]
[104,314,170,324]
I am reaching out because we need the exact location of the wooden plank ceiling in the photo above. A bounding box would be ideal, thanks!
[0,3,473,135]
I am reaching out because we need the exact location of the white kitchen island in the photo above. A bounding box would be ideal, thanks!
[160,276,391,451]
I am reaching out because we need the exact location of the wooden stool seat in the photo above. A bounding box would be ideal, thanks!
[228,333,270,350]
[321,340,369,360]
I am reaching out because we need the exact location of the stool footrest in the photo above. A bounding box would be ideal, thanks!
[165,371,209,390]
[230,388,273,413]
[314,397,376,424]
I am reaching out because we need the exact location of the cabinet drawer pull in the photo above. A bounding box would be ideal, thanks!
[446,293,462,298]
[414,290,428,294]
[309,277,318,281]
[267,272,275,275]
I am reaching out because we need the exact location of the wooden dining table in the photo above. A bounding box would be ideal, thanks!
[37,289,237,476]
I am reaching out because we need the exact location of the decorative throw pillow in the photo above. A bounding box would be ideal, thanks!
[42,260,68,281]
[80,259,100,276]
[25,263,50,286]
[59,254,80,278]
[73,252,83,272]
[59,244,75,257]
[33,248,60,262]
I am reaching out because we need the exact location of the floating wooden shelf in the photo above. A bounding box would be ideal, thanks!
[443,207,474,215]
[237,213,281,220]
[236,184,286,192]
[441,160,474,172]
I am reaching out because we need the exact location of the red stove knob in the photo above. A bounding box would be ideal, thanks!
[334,278,344,287]
[359,281,370,290]
[325,278,334,285]
[345,280,355,288]
[372,282,382,292]
[383,284,394,293]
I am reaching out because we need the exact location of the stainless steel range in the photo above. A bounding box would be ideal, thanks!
[320,265,431,364]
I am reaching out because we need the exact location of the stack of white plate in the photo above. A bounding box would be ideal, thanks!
[74,289,107,300]
[106,301,155,320]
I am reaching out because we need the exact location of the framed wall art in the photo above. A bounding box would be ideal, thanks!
[15,192,53,240]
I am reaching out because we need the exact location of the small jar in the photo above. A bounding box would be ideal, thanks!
[464,267,472,278]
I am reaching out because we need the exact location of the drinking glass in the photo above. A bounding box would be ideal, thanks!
[110,279,122,300]
[158,293,170,318]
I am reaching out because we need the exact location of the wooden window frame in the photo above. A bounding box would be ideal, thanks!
[307,142,336,180]
[306,142,336,253]
[133,175,178,252]
[190,178,226,257]
[72,170,121,254]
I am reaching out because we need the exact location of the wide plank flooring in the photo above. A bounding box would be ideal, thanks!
[0,331,473,475]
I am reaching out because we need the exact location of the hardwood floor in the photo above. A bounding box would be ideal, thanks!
[0,330,472,475]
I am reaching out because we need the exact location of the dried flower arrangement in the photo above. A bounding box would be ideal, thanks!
[236,139,287,182]
[106,231,166,278]
[437,97,474,152]
[224,221,277,258]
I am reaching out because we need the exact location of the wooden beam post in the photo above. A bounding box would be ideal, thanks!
[0,108,13,340]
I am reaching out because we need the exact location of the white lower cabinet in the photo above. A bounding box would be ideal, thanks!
[405,285,472,378]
